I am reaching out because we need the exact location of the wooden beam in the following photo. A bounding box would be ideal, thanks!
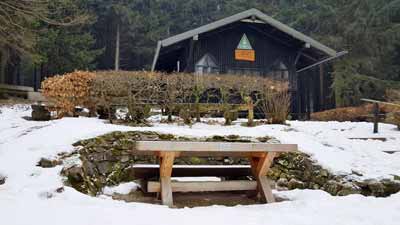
[148,180,257,193]
[126,166,252,179]
[135,141,298,153]
[159,152,175,206]
[129,150,274,157]
[252,152,277,203]
[361,98,400,108]
[319,64,324,110]
[184,39,195,72]
[257,176,275,203]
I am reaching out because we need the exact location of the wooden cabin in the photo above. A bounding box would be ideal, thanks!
[152,9,341,118]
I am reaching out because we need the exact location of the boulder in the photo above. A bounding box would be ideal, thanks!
[31,104,51,121]
[312,174,329,186]
[61,166,83,183]
[0,174,5,185]
[97,161,114,175]
[367,179,386,197]
[82,160,97,177]
[323,180,343,195]
[288,178,305,190]
[276,178,288,187]
[337,182,361,196]
[381,179,400,196]
[37,158,61,168]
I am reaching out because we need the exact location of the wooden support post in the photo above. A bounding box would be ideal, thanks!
[319,64,324,110]
[159,152,175,207]
[373,103,379,134]
[246,97,254,127]
[250,152,276,203]
[195,102,201,122]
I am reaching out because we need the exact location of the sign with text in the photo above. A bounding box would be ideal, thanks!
[235,34,255,61]
[235,49,255,61]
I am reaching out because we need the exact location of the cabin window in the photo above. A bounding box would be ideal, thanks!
[195,54,219,75]
[268,61,289,80]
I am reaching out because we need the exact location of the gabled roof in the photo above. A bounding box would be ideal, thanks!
[152,8,337,71]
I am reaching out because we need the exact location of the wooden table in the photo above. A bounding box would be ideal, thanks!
[133,141,298,207]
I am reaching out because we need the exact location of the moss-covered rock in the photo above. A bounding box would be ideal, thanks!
[37,158,62,168]
[288,178,305,190]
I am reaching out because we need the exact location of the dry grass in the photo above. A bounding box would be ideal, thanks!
[260,87,290,124]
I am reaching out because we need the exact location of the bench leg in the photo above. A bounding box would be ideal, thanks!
[250,152,277,203]
[159,152,175,207]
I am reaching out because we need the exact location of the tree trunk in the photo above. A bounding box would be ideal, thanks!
[115,23,120,71]
[0,48,9,84]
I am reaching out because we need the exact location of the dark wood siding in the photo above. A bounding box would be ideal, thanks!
[155,21,334,118]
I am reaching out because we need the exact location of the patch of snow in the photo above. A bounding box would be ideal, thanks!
[103,182,139,195]
[1,105,400,225]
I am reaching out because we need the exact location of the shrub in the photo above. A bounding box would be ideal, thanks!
[42,71,95,117]
[90,71,286,123]
[43,70,289,124]
[259,83,290,124]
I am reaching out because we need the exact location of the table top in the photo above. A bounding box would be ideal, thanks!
[134,141,298,153]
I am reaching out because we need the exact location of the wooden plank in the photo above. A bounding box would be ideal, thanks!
[148,180,257,193]
[126,166,252,179]
[361,98,400,108]
[258,176,275,203]
[135,141,298,153]
[129,150,271,157]
[255,152,276,177]
[252,152,277,203]
[0,84,34,92]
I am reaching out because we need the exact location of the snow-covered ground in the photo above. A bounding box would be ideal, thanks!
[1,105,400,225]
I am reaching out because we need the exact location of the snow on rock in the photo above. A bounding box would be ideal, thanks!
[103,182,139,195]
[1,105,400,225]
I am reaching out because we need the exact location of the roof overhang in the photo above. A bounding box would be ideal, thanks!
[152,8,338,71]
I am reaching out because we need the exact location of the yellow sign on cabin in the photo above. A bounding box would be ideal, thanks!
[235,49,255,61]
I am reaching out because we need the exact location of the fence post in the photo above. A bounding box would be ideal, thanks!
[195,102,201,122]
[373,103,379,133]
[246,97,254,127]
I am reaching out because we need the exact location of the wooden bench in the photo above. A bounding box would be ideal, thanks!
[132,141,298,207]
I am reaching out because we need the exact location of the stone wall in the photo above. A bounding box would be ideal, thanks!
[60,131,400,197]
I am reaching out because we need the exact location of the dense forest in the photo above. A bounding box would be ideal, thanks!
[1,0,400,106]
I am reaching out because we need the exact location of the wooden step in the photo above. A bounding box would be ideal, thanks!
[147,180,257,193]
[126,165,252,179]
